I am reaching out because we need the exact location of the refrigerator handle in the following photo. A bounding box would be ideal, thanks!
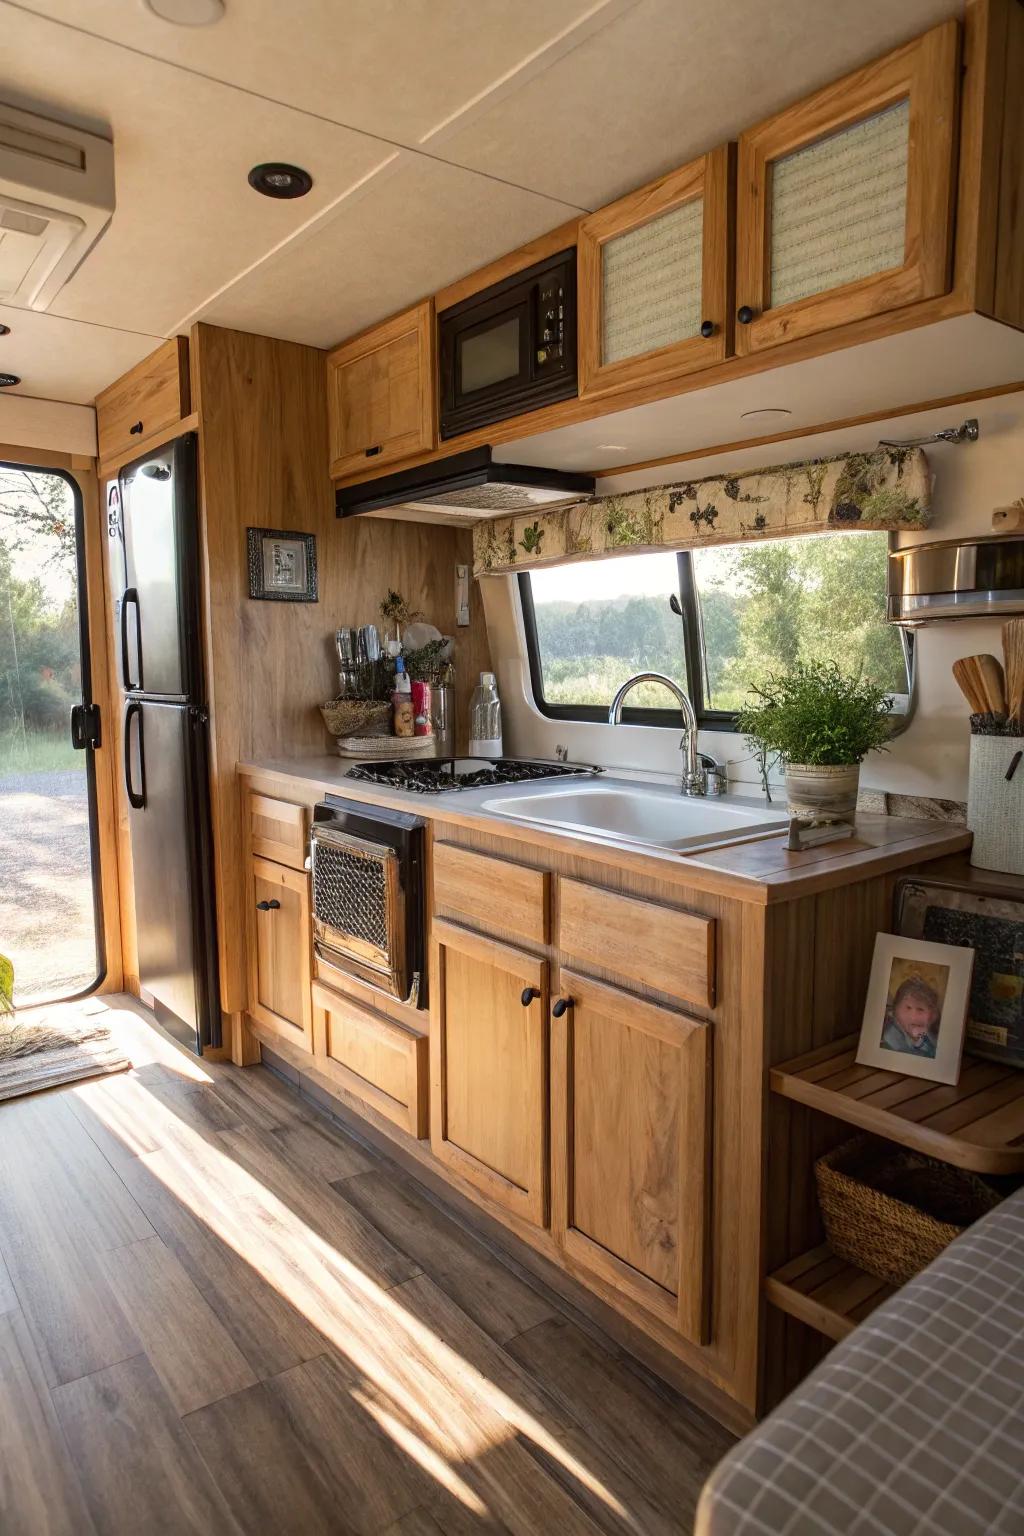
[124,701,146,809]
[120,586,141,691]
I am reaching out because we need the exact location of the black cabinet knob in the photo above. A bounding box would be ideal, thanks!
[520,986,540,1007]
[129,420,144,435]
[700,319,715,338]
[736,305,755,324]
[256,898,281,911]
[552,997,571,1018]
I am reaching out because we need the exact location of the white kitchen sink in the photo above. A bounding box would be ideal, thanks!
[480,784,789,852]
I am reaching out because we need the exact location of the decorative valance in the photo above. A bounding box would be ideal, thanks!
[472,444,930,577]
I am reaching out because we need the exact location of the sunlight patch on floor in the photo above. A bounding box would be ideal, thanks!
[74,1059,629,1521]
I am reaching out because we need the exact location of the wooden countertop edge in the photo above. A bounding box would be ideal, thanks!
[237,760,972,903]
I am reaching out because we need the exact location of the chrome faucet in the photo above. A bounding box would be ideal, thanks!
[608,672,707,797]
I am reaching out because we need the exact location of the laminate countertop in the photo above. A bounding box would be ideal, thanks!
[238,755,972,905]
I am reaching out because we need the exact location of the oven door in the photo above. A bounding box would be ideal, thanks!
[310,824,410,1000]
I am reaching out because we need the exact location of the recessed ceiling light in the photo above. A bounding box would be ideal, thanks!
[739,407,793,423]
[0,323,10,337]
[143,0,226,25]
[596,444,630,453]
[248,163,313,199]
[0,373,21,387]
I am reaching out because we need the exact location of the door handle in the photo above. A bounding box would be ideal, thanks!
[70,702,101,750]
[124,701,146,809]
[520,986,540,1007]
[120,586,142,690]
[552,997,571,1018]
[255,899,281,911]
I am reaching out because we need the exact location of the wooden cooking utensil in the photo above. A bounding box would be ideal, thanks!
[952,655,992,715]
[1003,619,1024,726]
[976,653,1007,717]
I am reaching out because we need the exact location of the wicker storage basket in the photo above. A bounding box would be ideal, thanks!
[815,1135,1002,1287]
[319,699,392,738]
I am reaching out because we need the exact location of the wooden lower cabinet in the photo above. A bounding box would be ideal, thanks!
[312,980,427,1137]
[247,856,313,1052]
[430,919,549,1227]
[551,969,713,1344]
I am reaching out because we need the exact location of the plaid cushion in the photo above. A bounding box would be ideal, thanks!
[697,1189,1024,1535]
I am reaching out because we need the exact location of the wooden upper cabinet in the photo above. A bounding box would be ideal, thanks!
[551,970,712,1344]
[430,920,549,1227]
[578,145,733,400]
[735,20,960,355]
[327,299,436,479]
[95,337,190,466]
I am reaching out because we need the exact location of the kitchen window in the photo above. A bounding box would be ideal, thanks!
[520,529,913,728]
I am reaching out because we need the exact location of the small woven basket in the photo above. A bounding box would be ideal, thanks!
[815,1135,1001,1287]
[319,699,392,738]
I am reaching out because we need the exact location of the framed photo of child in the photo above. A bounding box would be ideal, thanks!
[855,934,975,1085]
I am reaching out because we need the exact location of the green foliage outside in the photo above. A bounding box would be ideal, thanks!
[532,531,906,714]
[736,660,894,767]
[0,468,81,777]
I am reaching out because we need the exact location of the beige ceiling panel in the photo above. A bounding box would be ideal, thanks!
[0,305,162,404]
[197,154,583,347]
[2,5,394,336]
[428,0,963,208]
[13,0,624,146]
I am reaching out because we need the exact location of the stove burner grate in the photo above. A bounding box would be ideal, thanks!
[347,757,598,794]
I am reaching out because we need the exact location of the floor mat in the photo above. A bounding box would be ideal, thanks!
[0,1000,130,1101]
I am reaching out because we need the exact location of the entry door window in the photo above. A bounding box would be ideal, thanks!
[0,464,102,1004]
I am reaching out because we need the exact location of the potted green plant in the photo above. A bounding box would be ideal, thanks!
[736,660,894,823]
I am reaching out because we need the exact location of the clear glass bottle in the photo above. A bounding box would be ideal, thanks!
[468,671,503,758]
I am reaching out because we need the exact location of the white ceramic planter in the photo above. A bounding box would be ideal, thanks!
[785,762,860,824]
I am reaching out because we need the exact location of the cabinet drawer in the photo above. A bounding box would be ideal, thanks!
[312,981,427,1137]
[558,878,715,1009]
[248,792,308,869]
[433,841,549,943]
[96,338,190,464]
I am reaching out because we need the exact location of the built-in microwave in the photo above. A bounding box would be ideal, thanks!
[438,248,577,439]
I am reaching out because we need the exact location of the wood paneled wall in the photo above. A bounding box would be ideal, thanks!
[189,324,489,1019]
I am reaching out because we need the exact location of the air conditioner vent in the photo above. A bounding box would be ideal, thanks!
[0,101,114,310]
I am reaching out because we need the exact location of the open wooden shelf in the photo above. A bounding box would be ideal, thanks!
[765,1243,897,1342]
[770,1035,1024,1175]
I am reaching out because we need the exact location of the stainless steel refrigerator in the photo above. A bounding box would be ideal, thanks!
[111,432,220,1052]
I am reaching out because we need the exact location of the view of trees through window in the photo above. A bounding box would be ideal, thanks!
[527,530,908,716]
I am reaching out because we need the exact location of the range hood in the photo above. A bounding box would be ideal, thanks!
[335,446,594,523]
[888,533,1024,625]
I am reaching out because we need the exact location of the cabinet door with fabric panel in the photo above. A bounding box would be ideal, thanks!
[430,919,549,1227]
[578,145,732,399]
[734,20,959,355]
[550,969,713,1344]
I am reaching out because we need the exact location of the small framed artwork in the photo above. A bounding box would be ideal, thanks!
[895,877,1024,1069]
[855,933,975,1085]
[247,527,318,602]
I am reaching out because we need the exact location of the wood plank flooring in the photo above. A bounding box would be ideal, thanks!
[0,998,734,1535]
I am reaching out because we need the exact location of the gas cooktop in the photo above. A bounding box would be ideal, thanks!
[346,757,601,794]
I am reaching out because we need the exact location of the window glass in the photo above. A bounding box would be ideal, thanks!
[527,551,688,709]
[691,530,908,713]
[523,529,910,723]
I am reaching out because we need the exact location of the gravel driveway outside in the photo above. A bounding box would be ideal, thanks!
[0,766,98,1004]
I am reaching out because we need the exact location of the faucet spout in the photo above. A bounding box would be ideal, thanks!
[607,671,706,796]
